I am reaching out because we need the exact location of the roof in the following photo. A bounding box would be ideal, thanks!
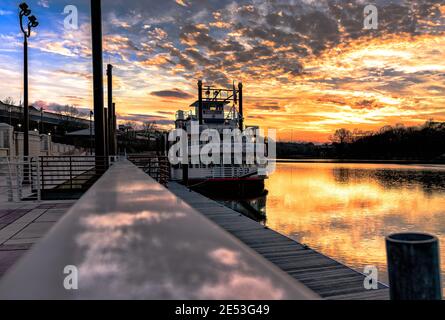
[189,100,229,107]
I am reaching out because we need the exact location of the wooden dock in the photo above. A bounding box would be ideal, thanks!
[168,182,390,300]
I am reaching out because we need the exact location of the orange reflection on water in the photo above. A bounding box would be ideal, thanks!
[265,162,445,286]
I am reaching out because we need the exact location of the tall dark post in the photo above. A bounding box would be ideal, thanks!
[23,36,29,158]
[104,108,109,161]
[386,232,442,300]
[90,0,105,163]
[238,82,243,131]
[163,131,168,156]
[112,102,117,154]
[19,3,38,184]
[183,164,189,186]
[198,80,203,125]
[107,64,114,155]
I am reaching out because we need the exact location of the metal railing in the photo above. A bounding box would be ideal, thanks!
[0,156,39,202]
[38,156,109,199]
[127,155,170,185]
[0,155,120,202]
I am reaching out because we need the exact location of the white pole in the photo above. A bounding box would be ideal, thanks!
[16,162,22,201]
[7,158,13,202]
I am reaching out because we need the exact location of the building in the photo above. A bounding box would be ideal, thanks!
[0,123,79,157]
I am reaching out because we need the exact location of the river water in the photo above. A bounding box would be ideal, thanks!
[226,162,445,291]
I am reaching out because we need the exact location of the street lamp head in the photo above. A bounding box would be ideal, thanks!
[19,3,36,37]
[28,15,38,28]
[19,3,31,16]
[19,3,29,11]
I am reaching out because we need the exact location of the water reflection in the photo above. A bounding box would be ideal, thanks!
[264,162,445,291]
[332,166,445,195]
[216,195,268,224]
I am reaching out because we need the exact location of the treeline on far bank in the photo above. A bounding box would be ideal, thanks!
[276,121,445,161]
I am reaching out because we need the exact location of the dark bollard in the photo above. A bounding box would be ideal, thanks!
[182,164,188,186]
[386,232,442,300]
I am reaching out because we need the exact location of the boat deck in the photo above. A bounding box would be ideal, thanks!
[168,182,390,300]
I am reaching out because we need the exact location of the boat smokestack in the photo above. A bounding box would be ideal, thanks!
[198,80,203,125]
[238,82,243,131]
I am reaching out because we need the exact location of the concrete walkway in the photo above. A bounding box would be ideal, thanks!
[0,200,74,277]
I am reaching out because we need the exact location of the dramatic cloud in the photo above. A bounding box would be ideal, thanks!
[150,88,193,99]
[119,112,174,126]
[0,0,444,141]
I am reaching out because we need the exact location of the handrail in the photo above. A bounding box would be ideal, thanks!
[1,155,119,202]
[0,160,319,299]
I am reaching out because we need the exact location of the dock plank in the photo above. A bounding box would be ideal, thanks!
[168,182,389,300]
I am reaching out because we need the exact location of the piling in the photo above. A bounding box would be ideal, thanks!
[386,232,442,300]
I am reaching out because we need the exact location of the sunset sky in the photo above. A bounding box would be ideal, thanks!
[0,0,444,142]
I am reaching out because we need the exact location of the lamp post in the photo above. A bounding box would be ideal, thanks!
[19,3,38,183]
[19,3,38,157]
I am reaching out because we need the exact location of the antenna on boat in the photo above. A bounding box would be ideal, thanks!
[233,81,237,106]
[238,82,243,131]
[198,80,203,125]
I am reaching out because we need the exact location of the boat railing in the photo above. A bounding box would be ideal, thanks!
[127,154,170,185]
